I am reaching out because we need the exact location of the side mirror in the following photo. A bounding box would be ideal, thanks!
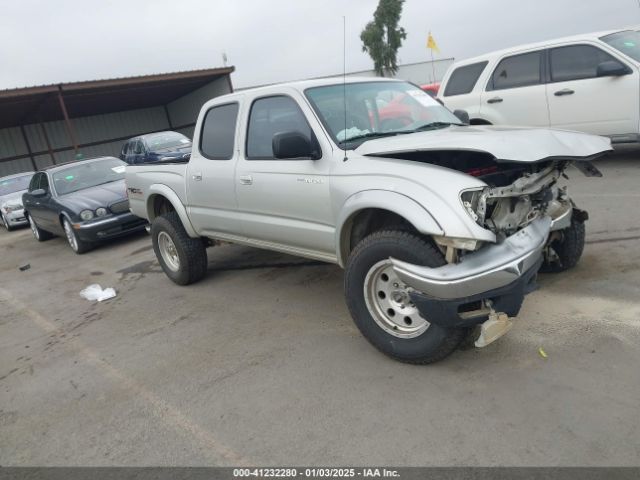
[597,60,630,77]
[272,131,319,159]
[31,188,47,197]
[453,109,470,125]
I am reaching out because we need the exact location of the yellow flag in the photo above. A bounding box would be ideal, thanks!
[427,32,440,54]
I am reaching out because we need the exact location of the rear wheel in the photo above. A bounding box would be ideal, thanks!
[345,230,468,364]
[540,218,585,273]
[151,211,208,285]
[27,213,53,242]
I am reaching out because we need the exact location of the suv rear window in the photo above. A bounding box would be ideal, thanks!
[443,62,488,96]
[489,51,542,90]
[200,103,239,160]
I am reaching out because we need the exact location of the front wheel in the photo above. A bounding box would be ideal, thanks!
[63,218,92,254]
[1,213,13,231]
[344,230,468,364]
[151,211,208,285]
[540,218,585,273]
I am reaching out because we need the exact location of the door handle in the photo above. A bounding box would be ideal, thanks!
[487,97,503,104]
[239,175,253,185]
[192,172,202,181]
[554,88,575,97]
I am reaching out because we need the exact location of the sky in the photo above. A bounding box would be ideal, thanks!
[1,0,639,90]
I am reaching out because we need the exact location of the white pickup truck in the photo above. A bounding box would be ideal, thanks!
[126,77,611,364]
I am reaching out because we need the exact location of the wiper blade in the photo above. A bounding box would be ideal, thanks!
[339,131,410,145]
[412,121,463,132]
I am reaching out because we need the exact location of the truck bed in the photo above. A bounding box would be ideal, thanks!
[125,163,189,221]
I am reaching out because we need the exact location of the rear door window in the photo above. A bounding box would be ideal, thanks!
[443,61,488,96]
[200,103,239,160]
[550,44,626,82]
[489,51,542,90]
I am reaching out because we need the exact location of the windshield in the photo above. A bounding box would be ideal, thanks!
[601,30,640,62]
[52,158,126,195]
[0,174,32,196]
[305,81,462,146]
[146,132,191,151]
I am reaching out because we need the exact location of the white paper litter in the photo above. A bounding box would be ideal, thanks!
[80,284,117,302]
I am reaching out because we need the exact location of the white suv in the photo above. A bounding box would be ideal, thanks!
[438,28,640,144]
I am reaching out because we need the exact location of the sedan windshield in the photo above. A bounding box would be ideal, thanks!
[305,81,462,146]
[601,30,640,62]
[146,132,191,151]
[52,158,126,195]
[0,174,32,196]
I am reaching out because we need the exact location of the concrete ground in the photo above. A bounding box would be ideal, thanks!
[1,150,639,467]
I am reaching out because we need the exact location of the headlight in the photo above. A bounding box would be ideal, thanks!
[95,207,108,217]
[80,210,94,221]
[460,188,486,225]
[2,204,22,213]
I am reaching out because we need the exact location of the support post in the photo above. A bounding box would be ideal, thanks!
[163,104,174,129]
[38,122,56,165]
[57,86,79,153]
[19,125,37,171]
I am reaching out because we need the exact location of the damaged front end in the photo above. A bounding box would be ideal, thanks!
[390,154,604,346]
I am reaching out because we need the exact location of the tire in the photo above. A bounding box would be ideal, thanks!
[151,211,208,285]
[63,217,92,254]
[344,230,468,364]
[1,213,13,231]
[27,213,53,242]
[540,219,585,273]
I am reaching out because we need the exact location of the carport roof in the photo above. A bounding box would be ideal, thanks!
[0,66,235,129]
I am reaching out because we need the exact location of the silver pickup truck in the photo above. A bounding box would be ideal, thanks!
[126,77,611,364]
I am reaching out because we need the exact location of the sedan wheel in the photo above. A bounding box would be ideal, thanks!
[27,214,52,242]
[63,218,92,254]
[1,214,10,231]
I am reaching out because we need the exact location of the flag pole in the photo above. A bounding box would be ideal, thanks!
[430,48,436,83]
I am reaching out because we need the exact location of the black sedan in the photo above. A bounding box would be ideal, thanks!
[120,131,191,165]
[22,156,147,254]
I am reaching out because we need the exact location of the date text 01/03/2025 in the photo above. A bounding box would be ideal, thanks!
[233,468,400,478]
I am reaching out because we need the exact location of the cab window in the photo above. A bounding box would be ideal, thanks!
[200,103,239,160]
[246,96,314,160]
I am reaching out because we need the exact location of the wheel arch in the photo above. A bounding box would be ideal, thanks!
[145,185,198,238]
[336,190,444,267]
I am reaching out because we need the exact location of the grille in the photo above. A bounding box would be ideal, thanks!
[109,200,130,214]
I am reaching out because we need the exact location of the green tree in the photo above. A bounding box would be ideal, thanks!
[360,0,407,76]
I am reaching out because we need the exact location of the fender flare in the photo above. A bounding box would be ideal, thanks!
[146,184,199,238]
[336,190,445,266]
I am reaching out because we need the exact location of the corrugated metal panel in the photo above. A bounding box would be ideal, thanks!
[0,157,34,177]
[174,126,195,139]
[0,127,27,159]
[168,77,231,127]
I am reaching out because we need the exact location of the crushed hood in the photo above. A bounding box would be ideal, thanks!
[355,125,613,162]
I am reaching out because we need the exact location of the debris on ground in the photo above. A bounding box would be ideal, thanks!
[538,347,548,359]
[18,264,30,271]
[80,284,117,302]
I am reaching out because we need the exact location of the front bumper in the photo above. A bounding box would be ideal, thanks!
[390,216,552,328]
[75,212,147,242]
[3,208,28,226]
